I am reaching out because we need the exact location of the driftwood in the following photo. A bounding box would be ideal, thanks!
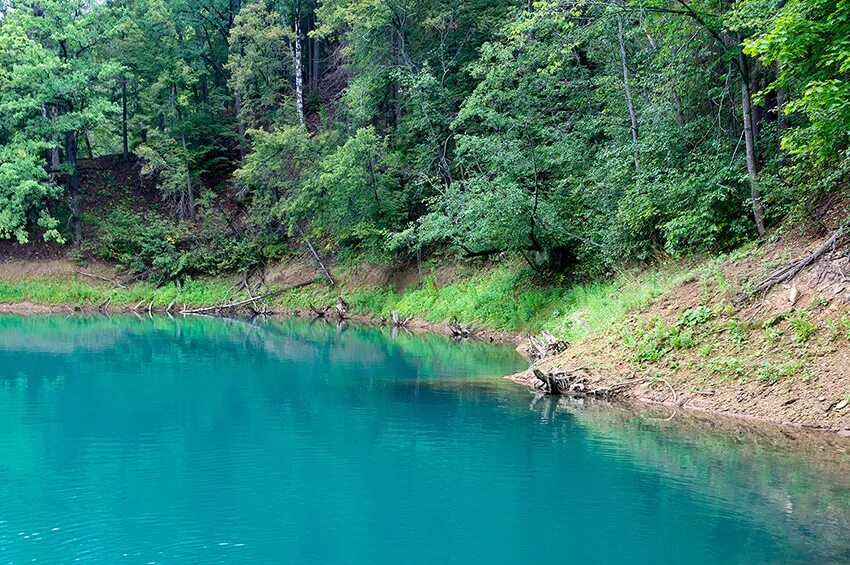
[182,278,319,315]
[390,310,412,327]
[532,368,631,399]
[449,318,473,339]
[733,224,848,304]
[335,297,349,320]
[295,222,336,286]
[308,303,330,318]
[75,271,128,289]
[528,332,568,359]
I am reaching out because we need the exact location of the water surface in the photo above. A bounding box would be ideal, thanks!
[0,315,849,564]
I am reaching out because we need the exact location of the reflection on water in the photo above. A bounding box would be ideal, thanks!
[0,314,848,564]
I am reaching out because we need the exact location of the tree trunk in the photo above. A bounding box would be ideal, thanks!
[617,12,639,169]
[235,90,247,163]
[83,131,94,158]
[41,105,61,172]
[200,76,209,111]
[180,129,195,220]
[64,130,82,243]
[739,51,766,237]
[672,90,685,126]
[294,15,305,125]
[121,78,129,163]
[310,13,319,92]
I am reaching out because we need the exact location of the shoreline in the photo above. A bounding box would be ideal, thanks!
[3,298,850,439]
[0,300,522,346]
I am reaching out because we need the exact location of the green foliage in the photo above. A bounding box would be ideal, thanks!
[0,277,240,308]
[789,310,818,343]
[678,306,715,327]
[1,0,848,288]
[90,206,260,281]
[274,263,680,336]
[0,140,64,243]
[623,316,697,364]
[746,0,850,164]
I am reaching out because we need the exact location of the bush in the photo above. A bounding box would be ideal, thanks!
[89,206,261,281]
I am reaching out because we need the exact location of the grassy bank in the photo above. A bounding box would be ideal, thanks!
[0,261,690,341]
[0,278,239,309]
[272,265,690,340]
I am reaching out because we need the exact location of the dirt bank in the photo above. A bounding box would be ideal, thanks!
[510,224,850,436]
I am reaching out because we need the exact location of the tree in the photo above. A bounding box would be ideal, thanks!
[0,0,121,243]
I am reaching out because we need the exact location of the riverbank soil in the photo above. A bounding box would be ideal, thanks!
[512,216,850,433]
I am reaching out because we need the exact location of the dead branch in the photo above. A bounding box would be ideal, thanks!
[733,225,847,304]
[308,303,330,318]
[532,368,632,399]
[75,271,127,289]
[528,331,568,359]
[295,222,336,286]
[449,319,473,340]
[182,278,319,315]
[390,310,412,327]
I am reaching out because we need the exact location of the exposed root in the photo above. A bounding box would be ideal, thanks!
[532,368,634,400]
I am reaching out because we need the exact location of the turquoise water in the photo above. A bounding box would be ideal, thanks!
[1,316,849,564]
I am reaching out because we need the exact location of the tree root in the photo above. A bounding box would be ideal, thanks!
[532,368,633,399]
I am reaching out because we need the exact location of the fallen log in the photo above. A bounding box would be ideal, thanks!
[75,271,128,289]
[182,278,319,315]
[733,224,848,304]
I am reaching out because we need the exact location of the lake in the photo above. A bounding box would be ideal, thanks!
[0,315,849,564]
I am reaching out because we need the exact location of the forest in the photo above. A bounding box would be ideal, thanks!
[0,0,848,283]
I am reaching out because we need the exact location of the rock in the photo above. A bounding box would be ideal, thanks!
[837,430,850,438]
[836,399,849,411]
[819,396,827,402]
[789,286,799,306]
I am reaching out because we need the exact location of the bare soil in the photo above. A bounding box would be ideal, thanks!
[511,220,850,436]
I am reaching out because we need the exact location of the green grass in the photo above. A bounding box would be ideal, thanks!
[0,262,691,341]
[274,264,690,339]
[0,278,240,308]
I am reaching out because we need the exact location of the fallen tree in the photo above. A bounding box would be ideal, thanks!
[733,223,848,304]
[181,278,319,315]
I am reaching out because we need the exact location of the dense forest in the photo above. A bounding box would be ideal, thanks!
[0,0,848,282]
